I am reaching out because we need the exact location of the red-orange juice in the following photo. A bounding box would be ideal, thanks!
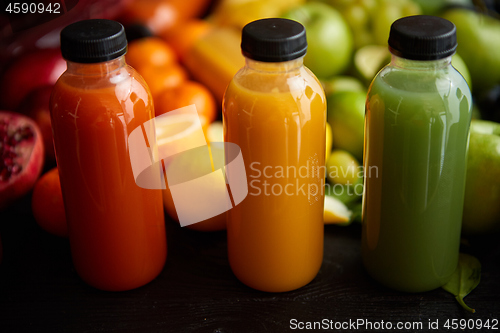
[50,20,166,291]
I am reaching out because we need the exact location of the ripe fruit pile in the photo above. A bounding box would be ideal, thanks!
[0,0,499,239]
[0,0,223,235]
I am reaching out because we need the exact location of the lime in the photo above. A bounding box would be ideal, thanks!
[324,195,352,224]
[326,149,362,186]
[325,182,363,205]
[354,44,390,83]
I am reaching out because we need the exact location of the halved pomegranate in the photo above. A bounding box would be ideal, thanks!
[17,85,56,165]
[0,111,44,210]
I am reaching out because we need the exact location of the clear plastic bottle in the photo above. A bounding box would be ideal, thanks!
[223,18,326,292]
[362,16,472,292]
[50,19,167,291]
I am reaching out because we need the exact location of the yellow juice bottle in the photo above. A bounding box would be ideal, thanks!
[223,18,326,292]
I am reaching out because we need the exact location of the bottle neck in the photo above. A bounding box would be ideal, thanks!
[245,57,304,73]
[66,56,126,75]
[390,54,452,70]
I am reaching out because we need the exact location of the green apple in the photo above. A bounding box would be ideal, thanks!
[410,0,445,15]
[411,0,472,15]
[327,90,366,161]
[462,119,500,235]
[442,8,500,93]
[321,75,366,96]
[283,2,353,78]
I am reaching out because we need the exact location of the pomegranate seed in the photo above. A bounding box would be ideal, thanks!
[11,163,21,175]
[10,126,33,145]
[19,126,33,138]
[12,133,21,144]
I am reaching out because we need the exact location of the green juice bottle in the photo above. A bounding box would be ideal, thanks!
[362,16,472,292]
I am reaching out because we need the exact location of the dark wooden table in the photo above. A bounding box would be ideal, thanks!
[0,197,499,333]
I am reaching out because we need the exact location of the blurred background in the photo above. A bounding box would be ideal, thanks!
[1,0,499,236]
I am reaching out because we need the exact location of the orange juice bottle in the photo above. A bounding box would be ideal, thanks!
[223,18,326,292]
[50,19,167,291]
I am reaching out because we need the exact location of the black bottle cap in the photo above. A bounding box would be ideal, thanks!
[241,18,307,62]
[388,15,457,60]
[60,19,128,63]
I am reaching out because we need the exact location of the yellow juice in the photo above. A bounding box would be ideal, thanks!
[223,58,326,292]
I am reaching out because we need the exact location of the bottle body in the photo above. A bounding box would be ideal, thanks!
[362,55,472,292]
[50,57,167,291]
[223,58,326,292]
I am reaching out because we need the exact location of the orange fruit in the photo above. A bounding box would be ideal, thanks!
[161,19,213,61]
[126,37,177,72]
[31,167,67,237]
[155,80,217,124]
[138,64,188,99]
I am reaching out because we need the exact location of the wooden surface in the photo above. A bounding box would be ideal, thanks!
[0,198,499,333]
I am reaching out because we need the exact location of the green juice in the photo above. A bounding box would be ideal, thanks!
[362,59,472,292]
